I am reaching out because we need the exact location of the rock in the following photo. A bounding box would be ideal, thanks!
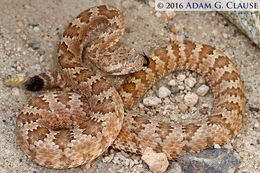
[142,148,169,173]
[170,86,179,94]
[177,74,186,81]
[184,77,197,88]
[30,42,40,50]
[184,92,198,107]
[143,96,162,106]
[38,50,45,56]
[219,11,260,48]
[178,148,240,173]
[178,103,188,113]
[196,84,210,96]
[158,86,171,98]
[168,79,177,86]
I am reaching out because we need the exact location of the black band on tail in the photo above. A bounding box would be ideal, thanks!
[25,76,44,91]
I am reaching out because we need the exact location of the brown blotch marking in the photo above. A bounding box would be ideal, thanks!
[217,87,245,100]
[217,71,240,85]
[154,47,169,74]
[53,131,72,150]
[206,136,214,147]
[156,122,172,143]
[17,112,28,125]
[122,82,137,96]
[131,116,151,135]
[58,42,68,53]
[98,5,120,19]
[184,41,196,59]
[182,123,200,141]
[58,51,81,68]
[74,69,94,83]
[208,114,234,136]
[182,144,191,152]
[27,126,49,145]
[91,78,111,96]
[154,143,163,153]
[91,96,115,115]
[145,56,157,77]
[129,70,150,88]
[79,96,91,116]
[199,44,215,60]
[216,101,241,113]
[171,44,181,69]
[63,23,79,38]
[213,56,230,69]
[56,92,71,109]
[80,119,102,137]
[78,10,91,24]
[27,113,41,124]
[89,17,109,30]
[28,96,50,111]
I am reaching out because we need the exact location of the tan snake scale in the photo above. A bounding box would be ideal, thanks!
[10,5,246,169]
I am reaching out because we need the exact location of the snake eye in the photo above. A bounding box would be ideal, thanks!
[141,52,150,67]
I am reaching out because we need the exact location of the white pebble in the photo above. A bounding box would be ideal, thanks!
[143,96,162,106]
[168,79,177,86]
[12,88,20,97]
[157,86,171,98]
[184,92,198,107]
[178,85,185,90]
[155,12,162,18]
[196,84,210,96]
[184,77,197,88]
[33,27,40,32]
[177,74,186,81]
[142,148,169,173]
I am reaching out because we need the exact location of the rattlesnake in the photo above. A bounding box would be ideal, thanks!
[5,5,246,169]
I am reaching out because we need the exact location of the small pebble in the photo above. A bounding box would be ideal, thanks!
[155,12,162,18]
[168,79,177,86]
[33,27,40,32]
[158,86,171,98]
[12,88,20,97]
[38,50,45,56]
[143,96,162,106]
[184,92,198,107]
[178,103,188,113]
[30,42,40,50]
[170,86,179,94]
[142,148,169,173]
[178,85,185,90]
[177,74,186,81]
[184,77,197,88]
[2,120,8,125]
[196,84,210,96]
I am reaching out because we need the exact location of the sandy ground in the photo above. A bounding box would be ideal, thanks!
[0,0,259,172]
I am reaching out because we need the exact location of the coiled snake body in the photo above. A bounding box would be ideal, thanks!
[7,5,246,169]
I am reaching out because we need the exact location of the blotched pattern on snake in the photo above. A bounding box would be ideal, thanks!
[6,5,246,169]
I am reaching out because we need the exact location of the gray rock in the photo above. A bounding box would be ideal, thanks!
[178,148,240,173]
[170,85,180,94]
[219,11,260,48]
[30,42,41,50]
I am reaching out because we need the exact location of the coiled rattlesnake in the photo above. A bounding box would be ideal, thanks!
[5,5,246,169]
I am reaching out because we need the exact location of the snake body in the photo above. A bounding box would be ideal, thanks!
[12,5,246,169]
